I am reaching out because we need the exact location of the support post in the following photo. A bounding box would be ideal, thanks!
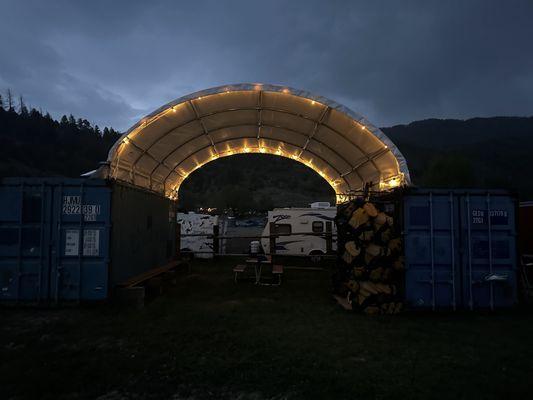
[175,223,181,260]
[269,222,277,260]
[326,221,333,254]
[213,225,220,257]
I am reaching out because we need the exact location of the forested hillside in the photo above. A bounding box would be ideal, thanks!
[0,94,120,178]
[383,117,533,195]
[1,93,532,209]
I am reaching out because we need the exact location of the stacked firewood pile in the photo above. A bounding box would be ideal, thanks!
[333,197,404,315]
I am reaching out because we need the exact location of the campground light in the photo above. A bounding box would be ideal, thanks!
[259,147,266,153]
[244,147,250,153]
[311,100,316,105]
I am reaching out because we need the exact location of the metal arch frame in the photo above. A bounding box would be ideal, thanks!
[102,83,411,197]
[298,106,330,158]
[126,107,381,188]
[159,135,354,192]
[125,104,375,175]
[188,100,219,155]
[148,121,365,187]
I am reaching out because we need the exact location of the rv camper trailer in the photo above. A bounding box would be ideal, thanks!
[260,202,336,261]
[177,212,219,259]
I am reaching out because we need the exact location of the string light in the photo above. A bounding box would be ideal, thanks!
[379,174,403,190]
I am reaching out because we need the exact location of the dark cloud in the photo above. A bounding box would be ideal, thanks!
[1,0,532,130]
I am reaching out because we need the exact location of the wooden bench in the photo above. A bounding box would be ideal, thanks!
[115,260,186,306]
[117,260,185,288]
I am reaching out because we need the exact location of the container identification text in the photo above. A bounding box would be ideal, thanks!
[62,196,101,221]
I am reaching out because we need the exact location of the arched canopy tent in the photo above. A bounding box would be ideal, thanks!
[98,83,410,202]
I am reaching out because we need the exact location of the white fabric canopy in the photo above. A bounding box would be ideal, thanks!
[98,83,410,201]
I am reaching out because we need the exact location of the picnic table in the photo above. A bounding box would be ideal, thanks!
[233,255,283,285]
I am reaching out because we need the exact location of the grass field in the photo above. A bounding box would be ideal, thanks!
[1,259,533,400]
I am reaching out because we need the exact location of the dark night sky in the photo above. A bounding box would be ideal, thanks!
[1,0,532,131]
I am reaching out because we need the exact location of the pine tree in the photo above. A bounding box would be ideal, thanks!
[19,95,28,116]
[60,115,69,126]
[0,93,4,110]
[6,89,14,111]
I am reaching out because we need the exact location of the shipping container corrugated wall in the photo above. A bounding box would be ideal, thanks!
[404,190,517,310]
[0,178,176,303]
[108,182,176,285]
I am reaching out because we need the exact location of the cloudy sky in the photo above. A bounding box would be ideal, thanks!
[0,0,532,131]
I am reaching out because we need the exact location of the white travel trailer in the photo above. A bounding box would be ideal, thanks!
[260,202,337,261]
[177,212,219,259]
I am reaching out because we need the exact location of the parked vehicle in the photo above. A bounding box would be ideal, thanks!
[260,202,336,261]
[177,212,219,259]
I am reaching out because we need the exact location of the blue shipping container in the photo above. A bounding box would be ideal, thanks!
[404,189,517,310]
[0,177,176,303]
[0,178,111,302]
